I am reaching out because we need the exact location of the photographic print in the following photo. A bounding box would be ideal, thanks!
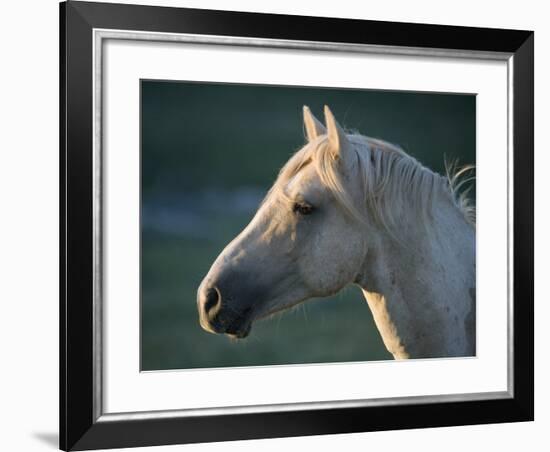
[140,81,476,370]
[61,3,533,448]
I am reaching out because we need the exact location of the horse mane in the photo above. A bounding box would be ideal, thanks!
[271,132,475,234]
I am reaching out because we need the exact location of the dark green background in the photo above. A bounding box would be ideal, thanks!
[141,80,475,371]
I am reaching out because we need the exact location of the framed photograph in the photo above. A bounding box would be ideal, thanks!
[60,1,533,450]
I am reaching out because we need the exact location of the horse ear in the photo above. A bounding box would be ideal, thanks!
[324,105,349,159]
[303,106,326,142]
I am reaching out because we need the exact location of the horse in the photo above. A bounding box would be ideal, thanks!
[197,105,475,360]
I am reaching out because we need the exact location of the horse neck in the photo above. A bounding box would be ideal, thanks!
[356,188,476,359]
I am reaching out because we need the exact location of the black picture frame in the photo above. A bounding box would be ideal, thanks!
[60,1,534,450]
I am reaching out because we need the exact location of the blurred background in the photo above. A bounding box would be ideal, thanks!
[141,80,475,371]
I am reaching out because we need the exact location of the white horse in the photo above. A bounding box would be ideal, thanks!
[197,106,475,359]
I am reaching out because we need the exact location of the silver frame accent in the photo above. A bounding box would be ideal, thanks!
[92,29,514,423]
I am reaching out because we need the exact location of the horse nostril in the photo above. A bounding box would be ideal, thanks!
[203,286,221,315]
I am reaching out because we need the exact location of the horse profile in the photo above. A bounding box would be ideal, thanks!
[197,106,475,359]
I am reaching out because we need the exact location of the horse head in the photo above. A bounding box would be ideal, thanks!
[197,106,367,338]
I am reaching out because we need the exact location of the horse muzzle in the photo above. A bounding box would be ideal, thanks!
[197,284,253,338]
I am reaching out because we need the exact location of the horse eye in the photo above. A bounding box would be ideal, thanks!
[293,202,314,215]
